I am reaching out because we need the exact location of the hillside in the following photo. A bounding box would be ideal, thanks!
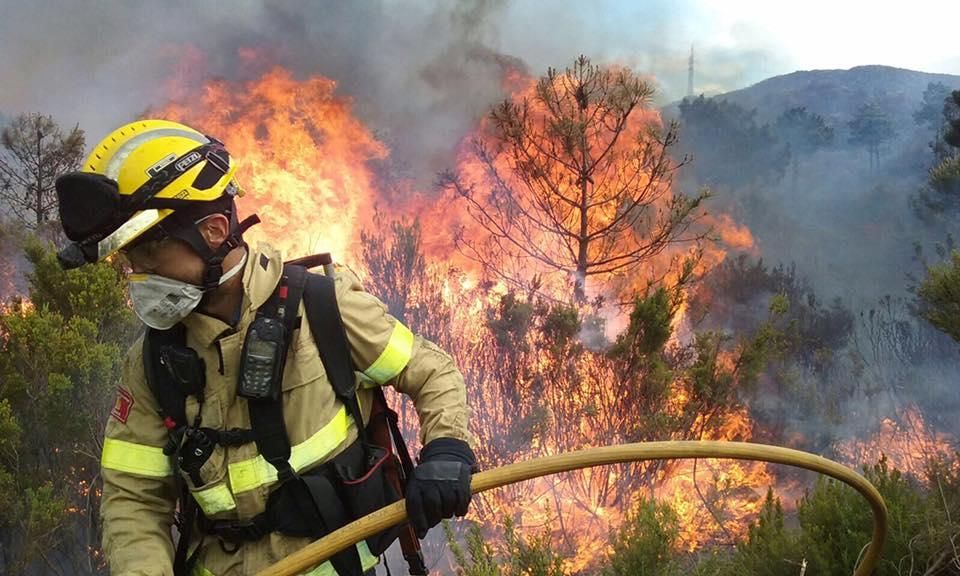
[665,65,960,132]
[664,66,960,306]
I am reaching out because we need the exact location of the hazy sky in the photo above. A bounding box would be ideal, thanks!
[497,0,960,101]
[695,0,960,75]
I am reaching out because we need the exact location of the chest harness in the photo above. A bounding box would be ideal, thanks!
[143,255,427,576]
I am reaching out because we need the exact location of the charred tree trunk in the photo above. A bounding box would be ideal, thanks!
[576,173,589,303]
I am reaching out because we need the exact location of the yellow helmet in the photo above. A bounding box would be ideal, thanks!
[56,119,252,277]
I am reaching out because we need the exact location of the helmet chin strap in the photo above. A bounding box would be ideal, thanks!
[176,214,261,291]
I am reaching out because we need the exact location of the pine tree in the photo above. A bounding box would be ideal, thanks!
[439,56,708,303]
[0,114,85,229]
[774,107,833,192]
[678,95,790,190]
[847,103,896,171]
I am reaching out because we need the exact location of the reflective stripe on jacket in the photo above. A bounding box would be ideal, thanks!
[100,242,472,575]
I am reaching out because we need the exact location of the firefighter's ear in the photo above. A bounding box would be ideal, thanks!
[196,213,231,249]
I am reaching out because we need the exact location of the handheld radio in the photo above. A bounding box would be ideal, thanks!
[238,316,286,401]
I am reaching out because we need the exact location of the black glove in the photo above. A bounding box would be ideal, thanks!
[405,437,476,538]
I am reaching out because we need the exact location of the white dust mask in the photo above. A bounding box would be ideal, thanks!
[128,250,248,330]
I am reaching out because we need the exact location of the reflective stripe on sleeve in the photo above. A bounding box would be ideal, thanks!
[362,321,414,385]
[228,405,351,494]
[101,437,173,477]
[193,483,237,516]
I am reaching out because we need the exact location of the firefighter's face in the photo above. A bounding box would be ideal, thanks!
[122,236,205,285]
[120,213,233,285]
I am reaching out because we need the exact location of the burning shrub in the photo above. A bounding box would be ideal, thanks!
[688,255,855,366]
[704,455,960,575]
[609,287,677,361]
[796,458,918,574]
[449,453,960,575]
[713,489,802,576]
[688,255,863,445]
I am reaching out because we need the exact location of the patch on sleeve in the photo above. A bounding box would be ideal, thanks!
[110,387,135,424]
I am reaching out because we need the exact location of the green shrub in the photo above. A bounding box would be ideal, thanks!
[446,518,567,576]
[715,489,804,576]
[604,497,681,576]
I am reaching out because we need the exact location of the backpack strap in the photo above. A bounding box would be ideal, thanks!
[143,324,205,576]
[301,268,428,574]
[244,264,305,483]
[301,272,370,456]
[143,324,199,448]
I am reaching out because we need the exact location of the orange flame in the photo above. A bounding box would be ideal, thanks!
[836,404,957,481]
[153,66,387,262]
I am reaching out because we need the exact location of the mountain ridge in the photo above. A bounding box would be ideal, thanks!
[664,65,960,131]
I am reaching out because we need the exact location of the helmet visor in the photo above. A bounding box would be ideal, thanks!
[96,208,169,261]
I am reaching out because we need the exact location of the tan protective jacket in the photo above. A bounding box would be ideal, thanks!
[100,243,472,576]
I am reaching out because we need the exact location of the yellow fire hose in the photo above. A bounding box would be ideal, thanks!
[257,441,887,576]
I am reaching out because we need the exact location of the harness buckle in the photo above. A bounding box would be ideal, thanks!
[276,461,300,485]
[208,519,265,543]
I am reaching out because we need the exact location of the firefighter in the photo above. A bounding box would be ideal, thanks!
[55,120,475,576]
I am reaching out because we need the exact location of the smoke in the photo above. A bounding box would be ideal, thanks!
[0,0,785,187]
[200,0,525,182]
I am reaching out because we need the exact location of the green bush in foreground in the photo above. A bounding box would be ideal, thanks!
[446,517,565,576]
[603,498,681,576]
[705,456,960,575]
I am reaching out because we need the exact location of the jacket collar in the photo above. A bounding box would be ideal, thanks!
[181,242,283,348]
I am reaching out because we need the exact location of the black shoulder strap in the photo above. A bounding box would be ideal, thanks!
[301,272,370,452]
[301,267,428,574]
[143,324,199,453]
[246,264,307,482]
[143,325,187,425]
[143,325,203,576]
